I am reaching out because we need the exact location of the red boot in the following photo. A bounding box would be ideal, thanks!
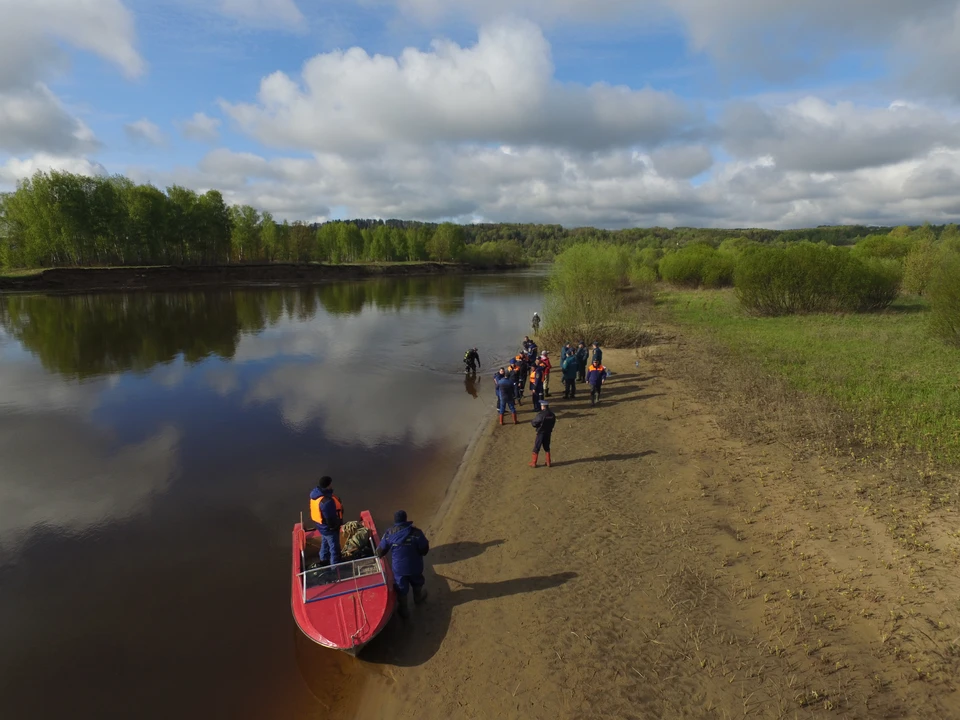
[529,453,539,468]
[512,412,519,425]
[545,453,552,468]
[498,414,503,426]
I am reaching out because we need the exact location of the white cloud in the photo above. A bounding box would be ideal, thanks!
[179,112,222,143]
[125,118,166,146]
[221,20,696,153]
[651,144,713,179]
[219,0,304,28]
[0,153,107,187]
[0,0,143,90]
[722,97,960,173]
[0,83,99,155]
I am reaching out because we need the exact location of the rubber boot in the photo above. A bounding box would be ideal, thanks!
[512,412,518,425]
[498,414,504,426]
[397,593,410,619]
[413,585,428,605]
[545,453,552,468]
[529,453,539,468]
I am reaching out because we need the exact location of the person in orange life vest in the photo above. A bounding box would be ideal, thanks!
[377,510,430,618]
[529,359,545,412]
[514,353,528,404]
[539,351,553,397]
[309,476,343,565]
[587,359,609,406]
[529,398,557,468]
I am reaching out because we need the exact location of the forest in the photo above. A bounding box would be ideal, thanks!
[0,169,934,270]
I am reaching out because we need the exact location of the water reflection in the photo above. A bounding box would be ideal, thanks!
[0,272,543,720]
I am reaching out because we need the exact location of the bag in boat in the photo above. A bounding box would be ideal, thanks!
[340,520,373,559]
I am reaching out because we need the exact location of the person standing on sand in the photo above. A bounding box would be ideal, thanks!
[377,510,430,619]
[497,371,518,425]
[592,341,603,366]
[576,341,588,383]
[540,351,553,397]
[529,398,556,468]
[529,357,545,412]
[587,359,608,406]
[309,476,343,566]
[493,367,506,412]
[561,351,578,399]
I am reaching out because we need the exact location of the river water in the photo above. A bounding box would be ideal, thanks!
[0,272,544,720]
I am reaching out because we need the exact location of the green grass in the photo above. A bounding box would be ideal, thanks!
[661,289,960,464]
[0,268,44,279]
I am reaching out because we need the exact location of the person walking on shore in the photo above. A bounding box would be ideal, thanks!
[497,371,518,425]
[309,476,343,566]
[561,351,578,399]
[576,341,588,383]
[376,510,430,619]
[532,312,541,333]
[529,398,556,468]
[587,359,608,406]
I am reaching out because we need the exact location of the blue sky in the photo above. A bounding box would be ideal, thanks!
[4,0,960,228]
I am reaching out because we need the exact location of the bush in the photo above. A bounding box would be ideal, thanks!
[659,243,733,288]
[929,252,960,347]
[541,242,643,347]
[735,243,901,315]
[851,233,914,260]
[902,240,939,295]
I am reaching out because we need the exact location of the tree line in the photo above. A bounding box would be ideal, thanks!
[0,168,939,271]
[0,171,524,269]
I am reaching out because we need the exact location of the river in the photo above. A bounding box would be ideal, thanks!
[0,271,544,720]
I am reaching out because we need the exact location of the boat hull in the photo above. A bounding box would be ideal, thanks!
[291,511,396,654]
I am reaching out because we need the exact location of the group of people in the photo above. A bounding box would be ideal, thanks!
[309,477,430,619]
[558,340,609,405]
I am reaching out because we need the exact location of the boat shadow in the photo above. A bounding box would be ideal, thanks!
[360,569,577,668]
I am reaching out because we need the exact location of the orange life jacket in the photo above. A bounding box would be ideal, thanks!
[310,493,343,526]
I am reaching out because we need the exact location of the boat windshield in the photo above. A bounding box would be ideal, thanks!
[303,556,381,589]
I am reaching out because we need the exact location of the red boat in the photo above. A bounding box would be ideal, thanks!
[291,511,396,655]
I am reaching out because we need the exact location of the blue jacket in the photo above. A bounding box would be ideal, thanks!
[560,346,574,361]
[497,376,516,400]
[377,522,429,577]
[592,346,603,365]
[310,487,342,537]
[587,365,608,387]
[492,371,506,393]
[561,355,578,381]
[575,346,589,369]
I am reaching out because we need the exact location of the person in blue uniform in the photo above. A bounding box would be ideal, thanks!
[575,341,589,383]
[497,371,518,425]
[493,367,506,412]
[309,476,343,565]
[377,510,430,618]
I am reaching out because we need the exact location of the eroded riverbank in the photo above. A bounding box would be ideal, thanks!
[0,262,521,294]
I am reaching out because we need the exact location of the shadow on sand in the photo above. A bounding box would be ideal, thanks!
[550,450,656,468]
[360,559,577,667]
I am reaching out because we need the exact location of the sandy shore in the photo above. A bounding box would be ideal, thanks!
[336,342,960,719]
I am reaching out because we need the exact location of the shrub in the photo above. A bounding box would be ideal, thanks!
[735,243,900,315]
[929,252,960,347]
[659,243,733,288]
[851,233,914,260]
[902,239,939,295]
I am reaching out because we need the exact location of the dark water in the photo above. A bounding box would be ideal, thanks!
[0,272,543,720]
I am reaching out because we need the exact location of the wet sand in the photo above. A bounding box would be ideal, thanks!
[336,343,960,719]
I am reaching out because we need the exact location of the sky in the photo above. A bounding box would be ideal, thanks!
[4,0,960,229]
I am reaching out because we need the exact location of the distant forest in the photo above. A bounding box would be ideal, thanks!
[0,169,934,269]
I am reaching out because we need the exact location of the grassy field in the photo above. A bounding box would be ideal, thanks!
[661,289,960,465]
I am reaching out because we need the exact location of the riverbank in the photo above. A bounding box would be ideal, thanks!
[342,338,960,719]
[0,261,522,294]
